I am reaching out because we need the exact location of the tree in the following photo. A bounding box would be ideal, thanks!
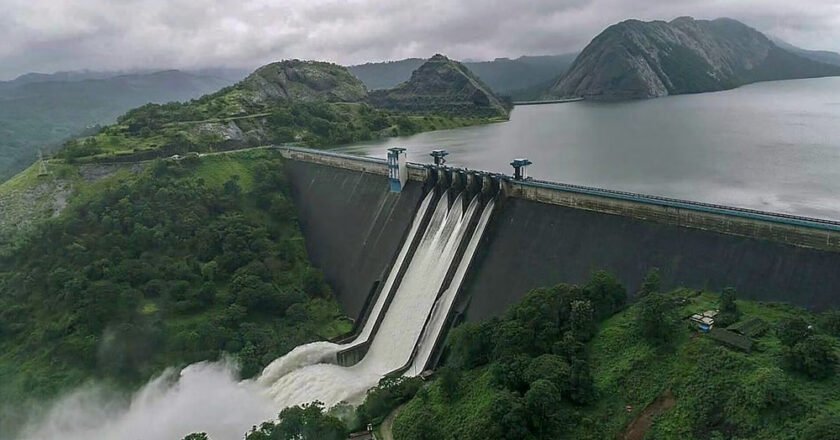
[777,317,811,347]
[638,267,661,298]
[488,391,531,440]
[525,354,571,392]
[716,287,740,327]
[569,299,596,341]
[525,379,562,435]
[447,321,494,369]
[636,293,678,345]
[246,402,348,440]
[357,377,423,426]
[784,335,837,379]
[584,270,627,318]
[489,355,531,393]
[183,434,209,440]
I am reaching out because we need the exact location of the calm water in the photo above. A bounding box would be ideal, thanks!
[335,77,840,220]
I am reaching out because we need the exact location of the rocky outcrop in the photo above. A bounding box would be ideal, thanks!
[239,60,368,105]
[368,55,510,118]
[548,17,840,100]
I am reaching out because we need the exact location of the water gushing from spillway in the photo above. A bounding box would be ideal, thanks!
[260,189,484,409]
[16,188,495,440]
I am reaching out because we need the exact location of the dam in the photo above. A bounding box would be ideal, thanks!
[252,145,840,408]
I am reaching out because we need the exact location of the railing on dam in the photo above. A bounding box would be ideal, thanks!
[276,145,840,235]
[518,178,840,233]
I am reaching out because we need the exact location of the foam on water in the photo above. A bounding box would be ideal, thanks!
[15,190,494,440]
[408,198,495,375]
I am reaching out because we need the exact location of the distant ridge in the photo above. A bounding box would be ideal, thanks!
[770,37,840,67]
[348,54,576,99]
[0,69,235,181]
[548,17,840,100]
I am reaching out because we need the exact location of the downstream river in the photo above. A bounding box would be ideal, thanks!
[335,77,840,221]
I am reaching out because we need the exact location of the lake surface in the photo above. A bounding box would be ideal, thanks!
[335,77,840,220]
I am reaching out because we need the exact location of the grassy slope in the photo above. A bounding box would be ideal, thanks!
[394,290,839,439]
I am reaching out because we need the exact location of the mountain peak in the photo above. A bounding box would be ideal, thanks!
[239,59,367,104]
[548,17,840,100]
[368,55,509,119]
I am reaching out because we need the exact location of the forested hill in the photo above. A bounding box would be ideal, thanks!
[348,54,576,99]
[388,279,840,439]
[0,70,237,182]
[368,55,510,119]
[54,57,504,165]
[0,151,352,437]
[549,17,840,100]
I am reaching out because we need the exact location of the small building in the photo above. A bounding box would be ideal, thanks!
[727,317,769,337]
[387,147,408,193]
[689,310,718,332]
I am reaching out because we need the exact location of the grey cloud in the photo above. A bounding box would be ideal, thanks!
[1,0,839,79]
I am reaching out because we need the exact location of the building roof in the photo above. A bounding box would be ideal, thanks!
[728,317,769,337]
[708,327,753,352]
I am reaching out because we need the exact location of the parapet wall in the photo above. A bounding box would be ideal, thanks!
[279,147,428,182]
[506,179,840,252]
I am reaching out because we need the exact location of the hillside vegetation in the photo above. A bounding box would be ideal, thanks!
[390,277,840,439]
[53,58,505,164]
[0,70,235,182]
[0,151,351,436]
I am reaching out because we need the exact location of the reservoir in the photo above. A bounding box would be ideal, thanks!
[335,77,840,220]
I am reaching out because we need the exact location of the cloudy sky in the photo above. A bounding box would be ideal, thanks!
[1,0,839,80]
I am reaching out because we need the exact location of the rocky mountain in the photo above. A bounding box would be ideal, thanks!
[349,54,576,99]
[238,60,368,106]
[548,17,840,100]
[367,54,510,119]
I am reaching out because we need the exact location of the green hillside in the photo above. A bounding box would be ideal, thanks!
[390,280,840,440]
[54,59,501,164]
[0,70,234,182]
[0,150,351,437]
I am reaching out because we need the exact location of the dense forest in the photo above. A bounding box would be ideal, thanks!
[0,151,351,435]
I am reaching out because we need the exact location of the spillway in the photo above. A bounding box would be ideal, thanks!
[255,187,492,409]
[406,198,495,376]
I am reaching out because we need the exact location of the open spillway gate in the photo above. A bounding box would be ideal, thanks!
[332,166,501,375]
[279,144,840,372]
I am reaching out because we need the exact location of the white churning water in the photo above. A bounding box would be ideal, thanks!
[260,190,484,409]
[17,189,494,440]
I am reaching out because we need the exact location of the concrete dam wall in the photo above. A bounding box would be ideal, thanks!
[283,159,424,320]
[280,147,840,327]
[463,198,840,322]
